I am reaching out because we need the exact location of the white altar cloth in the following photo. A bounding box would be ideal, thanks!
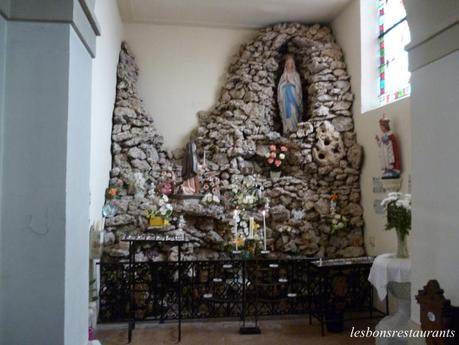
[368,253,411,300]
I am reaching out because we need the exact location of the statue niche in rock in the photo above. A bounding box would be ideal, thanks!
[181,140,200,194]
[278,54,303,134]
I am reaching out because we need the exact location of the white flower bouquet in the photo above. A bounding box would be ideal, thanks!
[381,192,411,237]
[146,194,174,221]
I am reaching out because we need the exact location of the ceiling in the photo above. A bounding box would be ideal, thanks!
[117,0,352,29]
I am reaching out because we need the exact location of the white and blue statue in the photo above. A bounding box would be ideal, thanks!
[277,54,303,134]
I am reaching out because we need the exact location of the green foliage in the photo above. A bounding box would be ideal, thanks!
[385,200,411,238]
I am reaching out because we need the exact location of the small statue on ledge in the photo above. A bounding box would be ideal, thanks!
[375,114,401,179]
[278,54,303,134]
[181,140,200,194]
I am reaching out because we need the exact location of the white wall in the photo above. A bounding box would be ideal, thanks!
[123,23,256,150]
[66,27,93,345]
[1,22,69,345]
[410,48,459,323]
[332,0,412,257]
[405,0,459,324]
[89,0,123,224]
[0,15,6,283]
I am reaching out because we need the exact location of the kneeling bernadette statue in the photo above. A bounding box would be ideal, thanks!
[278,54,303,134]
[181,140,200,194]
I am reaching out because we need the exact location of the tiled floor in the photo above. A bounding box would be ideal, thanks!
[97,318,376,345]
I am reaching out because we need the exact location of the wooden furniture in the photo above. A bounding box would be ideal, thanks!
[416,280,459,345]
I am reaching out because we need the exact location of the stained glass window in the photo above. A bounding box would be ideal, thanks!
[377,0,411,105]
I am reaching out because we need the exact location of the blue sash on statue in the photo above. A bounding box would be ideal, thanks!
[282,83,300,119]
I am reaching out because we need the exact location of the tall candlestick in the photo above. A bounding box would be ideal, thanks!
[233,209,239,251]
[262,209,267,251]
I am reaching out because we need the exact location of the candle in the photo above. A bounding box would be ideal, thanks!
[262,209,267,251]
[233,209,238,234]
[233,209,239,250]
[249,217,254,239]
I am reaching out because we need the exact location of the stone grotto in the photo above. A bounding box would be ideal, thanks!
[103,23,365,262]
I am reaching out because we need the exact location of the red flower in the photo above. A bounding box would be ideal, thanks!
[280,146,288,152]
[269,144,277,152]
[274,159,282,167]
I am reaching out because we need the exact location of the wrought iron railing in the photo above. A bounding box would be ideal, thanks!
[98,258,374,323]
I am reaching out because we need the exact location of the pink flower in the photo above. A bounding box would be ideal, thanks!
[280,146,288,152]
[270,152,276,158]
[160,182,173,195]
[267,158,274,164]
[274,160,282,167]
[269,145,277,152]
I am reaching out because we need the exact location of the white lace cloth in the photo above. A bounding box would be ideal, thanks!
[368,253,411,300]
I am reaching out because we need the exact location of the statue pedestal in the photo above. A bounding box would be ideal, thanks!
[375,282,411,345]
[368,253,411,345]
[381,178,402,192]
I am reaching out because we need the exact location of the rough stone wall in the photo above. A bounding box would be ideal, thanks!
[104,43,176,257]
[104,24,365,261]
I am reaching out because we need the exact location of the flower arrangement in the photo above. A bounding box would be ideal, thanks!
[127,172,146,198]
[102,187,119,217]
[265,144,288,171]
[381,192,411,258]
[145,194,174,226]
[330,193,338,213]
[325,193,348,233]
[157,169,176,196]
[381,192,411,237]
[229,176,262,209]
[326,213,349,234]
[229,223,262,258]
[201,174,221,205]
[201,193,220,205]
[105,187,118,200]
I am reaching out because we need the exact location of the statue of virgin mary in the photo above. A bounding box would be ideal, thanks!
[278,54,303,134]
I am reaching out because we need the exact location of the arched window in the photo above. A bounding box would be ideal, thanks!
[377,0,411,105]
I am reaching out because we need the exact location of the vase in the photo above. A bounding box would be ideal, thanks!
[149,216,167,227]
[396,230,409,258]
[270,170,281,180]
